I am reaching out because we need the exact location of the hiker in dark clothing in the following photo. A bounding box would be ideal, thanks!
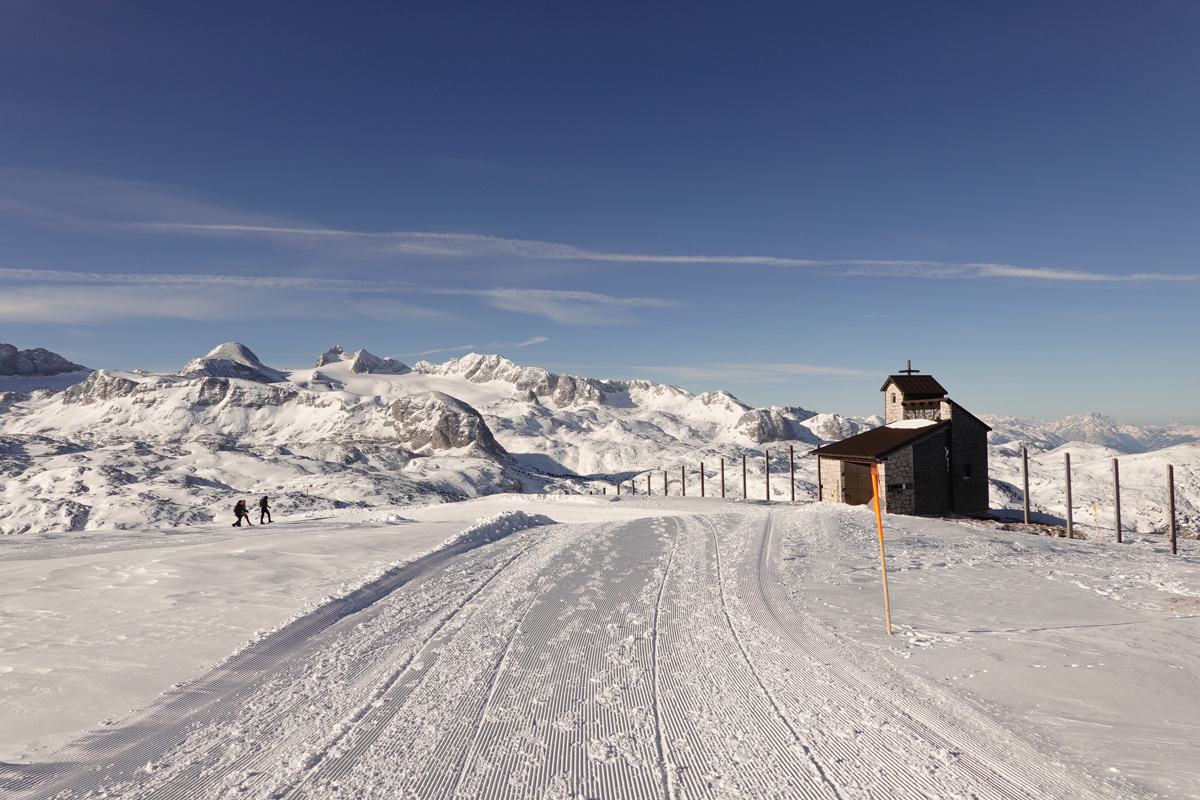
[232,499,252,527]
[259,495,272,524]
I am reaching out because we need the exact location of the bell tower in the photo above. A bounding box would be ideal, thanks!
[881,361,948,424]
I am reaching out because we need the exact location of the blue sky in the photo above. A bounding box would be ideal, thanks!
[1,1,1197,424]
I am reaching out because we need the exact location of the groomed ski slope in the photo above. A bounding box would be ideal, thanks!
[6,500,1167,800]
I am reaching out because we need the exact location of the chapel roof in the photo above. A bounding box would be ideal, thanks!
[880,374,947,397]
[811,420,950,462]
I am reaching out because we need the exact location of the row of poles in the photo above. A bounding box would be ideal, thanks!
[1024,448,1182,555]
[601,444,1184,554]
[611,445,801,502]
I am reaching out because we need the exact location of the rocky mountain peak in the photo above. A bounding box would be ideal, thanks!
[0,344,90,377]
[315,345,409,374]
[179,342,287,384]
[314,345,349,367]
[699,390,751,414]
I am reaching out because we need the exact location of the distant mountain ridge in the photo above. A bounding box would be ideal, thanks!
[2,341,1198,536]
[981,412,1200,454]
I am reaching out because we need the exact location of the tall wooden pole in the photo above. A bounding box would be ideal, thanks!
[647,473,651,496]
[1113,458,1122,543]
[742,453,747,499]
[721,457,725,498]
[789,445,795,502]
[700,462,705,498]
[1022,447,1031,524]
[1065,452,1073,538]
[1169,465,1177,555]
[664,470,668,496]
[871,467,893,636]
[765,450,770,501]
[681,464,686,498]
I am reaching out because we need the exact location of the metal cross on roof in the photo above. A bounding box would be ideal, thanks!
[900,360,920,375]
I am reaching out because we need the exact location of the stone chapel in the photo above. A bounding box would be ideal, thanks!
[811,363,990,516]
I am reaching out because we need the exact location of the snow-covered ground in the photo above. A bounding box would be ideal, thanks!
[3,495,1197,798]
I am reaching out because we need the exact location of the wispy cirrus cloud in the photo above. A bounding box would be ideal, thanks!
[0,280,445,324]
[0,268,675,326]
[435,288,682,325]
[0,169,297,229]
[115,223,1195,283]
[969,263,1192,282]
[0,284,255,323]
[397,336,549,358]
[0,267,390,292]
[2,170,1192,283]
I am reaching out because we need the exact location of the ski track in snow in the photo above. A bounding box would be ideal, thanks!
[5,509,1122,799]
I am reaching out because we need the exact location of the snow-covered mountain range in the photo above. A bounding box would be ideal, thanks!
[983,411,1199,453]
[1,342,1196,538]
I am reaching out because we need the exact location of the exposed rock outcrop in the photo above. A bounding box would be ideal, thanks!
[736,408,795,444]
[389,391,507,458]
[0,344,89,376]
[62,371,151,405]
[801,413,876,442]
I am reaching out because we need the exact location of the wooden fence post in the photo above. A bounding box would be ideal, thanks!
[647,473,651,496]
[765,450,770,501]
[1169,465,1177,555]
[700,462,705,498]
[681,464,686,498]
[664,470,668,496]
[1022,447,1030,524]
[789,445,795,502]
[1065,452,1073,538]
[1113,458,1122,543]
[721,457,726,498]
[742,453,747,499]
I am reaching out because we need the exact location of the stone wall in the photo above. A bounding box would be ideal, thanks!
[948,403,990,515]
[818,457,843,503]
[884,385,904,424]
[882,448,915,515]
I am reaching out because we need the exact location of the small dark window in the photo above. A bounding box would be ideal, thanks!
[963,463,972,480]
[891,393,896,403]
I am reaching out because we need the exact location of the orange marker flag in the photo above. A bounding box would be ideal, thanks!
[871,467,894,636]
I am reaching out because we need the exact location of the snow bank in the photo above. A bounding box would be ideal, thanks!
[444,509,556,549]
